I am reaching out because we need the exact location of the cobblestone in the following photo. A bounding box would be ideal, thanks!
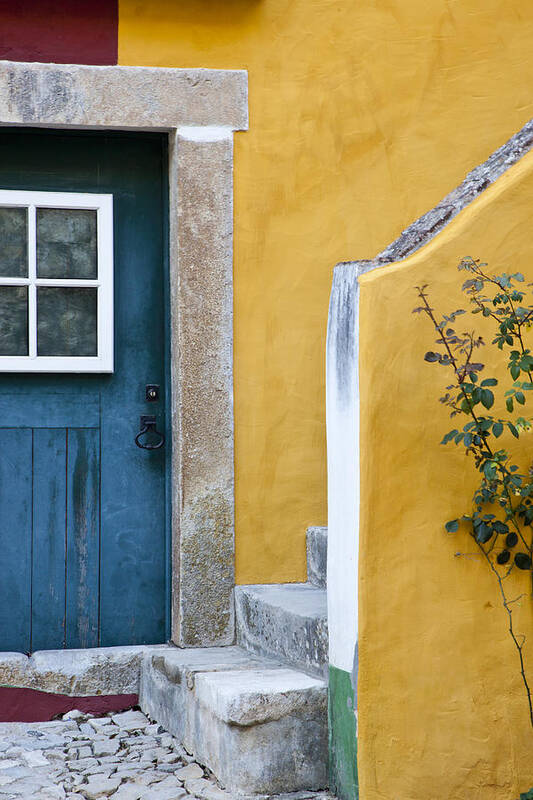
[0,709,336,800]
[0,711,226,800]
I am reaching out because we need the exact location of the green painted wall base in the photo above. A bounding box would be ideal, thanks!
[329,664,358,800]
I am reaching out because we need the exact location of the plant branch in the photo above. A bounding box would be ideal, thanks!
[476,540,533,728]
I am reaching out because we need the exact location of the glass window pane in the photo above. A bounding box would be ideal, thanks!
[37,208,97,279]
[0,207,28,277]
[0,286,28,355]
[37,287,97,356]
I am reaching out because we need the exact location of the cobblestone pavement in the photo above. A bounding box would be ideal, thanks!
[0,709,333,800]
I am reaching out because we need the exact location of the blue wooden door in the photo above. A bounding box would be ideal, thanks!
[0,130,169,651]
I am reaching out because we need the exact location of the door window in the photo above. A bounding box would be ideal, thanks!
[0,190,113,372]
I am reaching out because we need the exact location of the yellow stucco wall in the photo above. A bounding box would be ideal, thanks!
[358,151,533,800]
[118,0,533,584]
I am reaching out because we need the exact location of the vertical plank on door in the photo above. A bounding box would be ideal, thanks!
[31,429,67,651]
[65,428,100,649]
[0,429,32,652]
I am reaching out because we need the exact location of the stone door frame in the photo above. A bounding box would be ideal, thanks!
[0,60,248,648]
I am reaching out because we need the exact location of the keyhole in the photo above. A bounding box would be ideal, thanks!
[145,384,160,402]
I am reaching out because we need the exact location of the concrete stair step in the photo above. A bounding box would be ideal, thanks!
[139,645,327,795]
[234,583,328,679]
[307,525,327,588]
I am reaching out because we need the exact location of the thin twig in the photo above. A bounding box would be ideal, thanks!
[476,541,533,728]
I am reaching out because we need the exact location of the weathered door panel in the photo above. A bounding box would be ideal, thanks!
[0,429,32,652]
[32,428,68,651]
[0,130,169,651]
[65,427,100,650]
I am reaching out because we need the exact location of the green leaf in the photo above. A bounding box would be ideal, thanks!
[481,389,494,409]
[493,422,504,438]
[497,550,511,565]
[506,397,514,413]
[505,532,518,547]
[475,522,493,544]
[483,461,497,480]
[514,272,525,282]
[445,520,459,533]
[515,552,532,570]
[493,521,509,534]
[516,391,526,405]
[424,351,440,362]
[481,378,497,387]
[508,422,519,439]
[441,430,458,445]
[511,364,521,380]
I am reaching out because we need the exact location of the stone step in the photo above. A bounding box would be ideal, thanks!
[307,525,327,588]
[139,645,327,795]
[234,583,328,679]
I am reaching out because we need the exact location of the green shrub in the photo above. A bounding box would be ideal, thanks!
[416,257,533,727]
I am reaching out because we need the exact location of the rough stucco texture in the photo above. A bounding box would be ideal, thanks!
[118,0,533,584]
[357,151,533,800]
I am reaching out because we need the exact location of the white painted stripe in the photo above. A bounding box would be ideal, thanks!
[326,261,376,674]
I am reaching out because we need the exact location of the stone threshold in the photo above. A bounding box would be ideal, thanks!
[0,644,175,697]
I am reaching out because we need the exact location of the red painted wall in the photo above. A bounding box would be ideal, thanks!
[0,1,117,66]
[0,687,137,722]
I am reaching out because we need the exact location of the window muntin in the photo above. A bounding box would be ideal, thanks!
[0,191,113,372]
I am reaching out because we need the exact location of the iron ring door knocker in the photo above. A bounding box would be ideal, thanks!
[135,415,165,450]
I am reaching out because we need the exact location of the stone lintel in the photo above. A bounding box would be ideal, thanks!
[0,61,248,131]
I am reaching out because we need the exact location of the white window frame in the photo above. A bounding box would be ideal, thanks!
[0,189,113,373]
